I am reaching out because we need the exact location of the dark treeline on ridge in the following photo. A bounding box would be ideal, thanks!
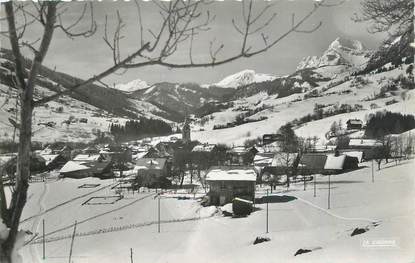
[110,118,172,141]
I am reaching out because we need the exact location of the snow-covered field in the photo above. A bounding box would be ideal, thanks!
[16,158,415,263]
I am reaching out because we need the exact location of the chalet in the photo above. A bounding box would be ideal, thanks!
[135,158,168,177]
[192,144,217,153]
[154,141,175,158]
[324,154,358,173]
[102,145,133,163]
[59,153,112,178]
[227,146,257,165]
[338,150,364,163]
[41,144,73,160]
[206,166,256,206]
[298,153,328,174]
[261,152,299,178]
[59,161,91,178]
[253,152,274,174]
[348,139,384,161]
[82,145,100,155]
[346,119,363,130]
[134,158,170,188]
[40,154,67,170]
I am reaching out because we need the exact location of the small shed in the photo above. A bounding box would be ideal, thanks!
[206,166,256,205]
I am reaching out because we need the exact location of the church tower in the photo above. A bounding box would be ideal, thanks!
[182,118,191,144]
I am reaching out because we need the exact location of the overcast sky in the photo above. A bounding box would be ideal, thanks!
[1,0,387,86]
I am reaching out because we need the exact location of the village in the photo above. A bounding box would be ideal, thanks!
[0,0,414,261]
[0,114,413,262]
[1,117,413,207]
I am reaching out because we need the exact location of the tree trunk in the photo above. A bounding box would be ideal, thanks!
[2,90,33,263]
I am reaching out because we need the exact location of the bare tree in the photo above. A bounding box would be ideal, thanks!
[0,0,337,261]
[353,0,414,37]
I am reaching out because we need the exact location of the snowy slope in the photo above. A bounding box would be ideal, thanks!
[212,69,277,89]
[113,78,148,93]
[190,64,415,145]
[17,158,415,263]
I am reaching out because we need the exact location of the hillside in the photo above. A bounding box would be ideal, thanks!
[0,35,413,144]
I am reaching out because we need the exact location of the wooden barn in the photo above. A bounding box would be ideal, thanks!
[206,166,256,206]
[298,153,328,175]
[324,154,359,173]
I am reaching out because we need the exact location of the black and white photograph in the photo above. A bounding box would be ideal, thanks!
[0,0,414,262]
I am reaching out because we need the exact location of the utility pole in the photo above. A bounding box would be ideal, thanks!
[42,219,45,260]
[313,175,316,197]
[371,159,374,183]
[266,189,269,234]
[303,176,306,191]
[68,220,77,263]
[158,196,161,233]
[328,175,331,210]
[130,248,134,263]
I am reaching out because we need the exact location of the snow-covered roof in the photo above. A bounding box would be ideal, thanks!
[73,154,101,162]
[206,168,257,182]
[346,119,363,125]
[253,153,274,166]
[229,146,248,154]
[132,151,149,160]
[324,154,346,170]
[342,151,363,162]
[59,161,89,173]
[192,144,216,152]
[135,158,167,170]
[40,154,60,166]
[349,139,382,147]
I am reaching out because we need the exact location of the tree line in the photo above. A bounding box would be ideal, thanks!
[110,118,172,141]
[365,111,415,138]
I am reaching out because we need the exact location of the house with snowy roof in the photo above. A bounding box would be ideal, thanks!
[60,153,112,178]
[134,158,170,188]
[226,146,258,165]
[192,144,217,153]
[134,158,169,177]
[260,152,299,179]
[346,119,364,130]
[298,152,359,175]
[205,166,256,205]
[324,153,358,173]
[347,138,384,161]
[40,153,67,170]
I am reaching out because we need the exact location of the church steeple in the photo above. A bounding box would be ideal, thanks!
[182,117,191,144]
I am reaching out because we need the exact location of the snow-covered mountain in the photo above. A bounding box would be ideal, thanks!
[114,78,148,93]
[297,37,372,75]
[211,69,277,89]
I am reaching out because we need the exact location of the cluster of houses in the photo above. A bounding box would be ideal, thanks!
[0,118,394,207]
